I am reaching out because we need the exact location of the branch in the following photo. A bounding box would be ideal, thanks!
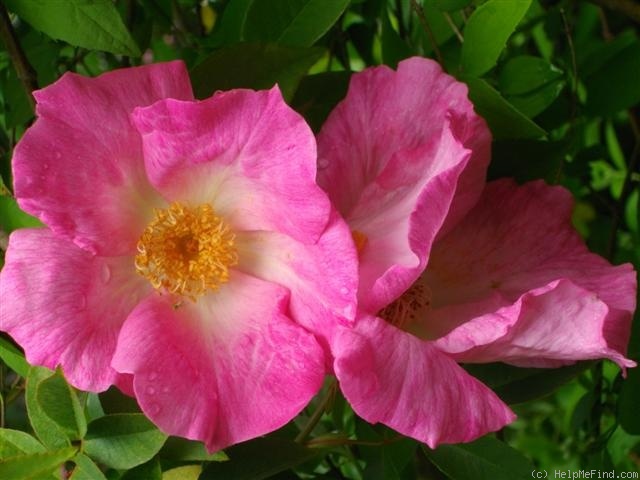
[587,0,640,24]
[0,4,38,110]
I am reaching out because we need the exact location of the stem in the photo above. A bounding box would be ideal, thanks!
[410,0,444,68]
[587,0,640,24]
[0,4,38,110]
[443,12,464,43]
[295,380,337,443]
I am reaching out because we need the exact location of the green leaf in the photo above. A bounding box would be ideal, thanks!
[199,437,326,480]
[433,0,472,12]
[356,422,417,480]
[499,55,563,95]
[464,77,546,139]
[83,413,167,469]
[160,437,228,462]
[208,0,254,46]
[164,465,202,480]
[26,367,72,450]
[4,0,140,56]
[291,71,350,131]
[423,436,533,480]
[190,43,324,101]
[381,10,413,68]
[507,80,565,118]
[465,362,592,404]
[461,0,532,77]
[36,369,87,441]
[0,196,42,233]
[0,446,77,480]
[69,454,108,480]
[0,429,45,458]
[244,0,350,47]
[585,39,640,115]
[0,336,29,377]
[98,386,141,415]
[120,457,162,480]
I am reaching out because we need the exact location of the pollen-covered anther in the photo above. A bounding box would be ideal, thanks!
[379,281,432,330]
[135,202,238,301]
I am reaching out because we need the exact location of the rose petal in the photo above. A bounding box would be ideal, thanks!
[132,87,330,244]
[235,210,358,365]
[13,61,193,256]
[418,179,637,366]
[0,229,149,391]
[317,57,490,311]
[333,315,515,447]
[111,272,325,451]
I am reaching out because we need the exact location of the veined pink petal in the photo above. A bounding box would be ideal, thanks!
[420,179,637,366]
[436,279,636,369]
[131,87,330,244]
[0,229,149,391]
[235,210,358,365]
[317,57,490,311]
[111,272,325,452]
[332,315,515,448]
[13,61,193,256]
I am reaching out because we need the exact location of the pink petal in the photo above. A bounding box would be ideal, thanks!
[235,210,358,365]
[13,61,193,256]
[333,315,515,447]
[111,272,325,451]
[436,280,636,369]
[131,87,330,244]
[420,179,637,367]
[0,229,149,391]
[317,57,490,311]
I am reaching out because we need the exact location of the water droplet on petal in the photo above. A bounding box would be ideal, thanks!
[340,286,349,296]
[317,157,329,170]
[148,403,161,415]
[100,264,111,284]
[148,371,158,381]
[161,386,170,393]
[146,386,156,395]
[54,151,62,159]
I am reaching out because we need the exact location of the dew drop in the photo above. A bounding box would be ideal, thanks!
[100,264,112,284]
[161,386,170,393]
[148,403,161,415]
[54,151,62,159]
[42,163,49,170]
[146,386,156,395]
[317,157,330,170]
[148,371,158,381]
[340,286,349,296]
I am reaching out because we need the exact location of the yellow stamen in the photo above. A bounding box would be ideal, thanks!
[135,202,238,301]
[351,230,368,254]
[379,281,431,330]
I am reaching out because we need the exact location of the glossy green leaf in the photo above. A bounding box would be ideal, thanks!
[461,0,532,77]
[83,413,167,469]
[507,80,565,118]
[0,429,45,458]
[585,39,640,115]
[160,436,228,462]
[69,454,108,480]
[36,369,87,441]
[4,0,140,56]
[190,43,324,101]
[464,77,546,139]
[26,367,71,450]
[200,437,326,480]
[381,10,413,68]
[0,196,42,232]
[465,362,592,404]
[499,55,563,95]
[164,465,202,480]
[0,446,77,480]
[208,0,254,46]
[244,0,350,47]
[0,336,29,377]
[423,436,533,480]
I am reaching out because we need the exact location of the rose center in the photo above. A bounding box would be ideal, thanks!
[135,202,238,301]
[378,280,432,330]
